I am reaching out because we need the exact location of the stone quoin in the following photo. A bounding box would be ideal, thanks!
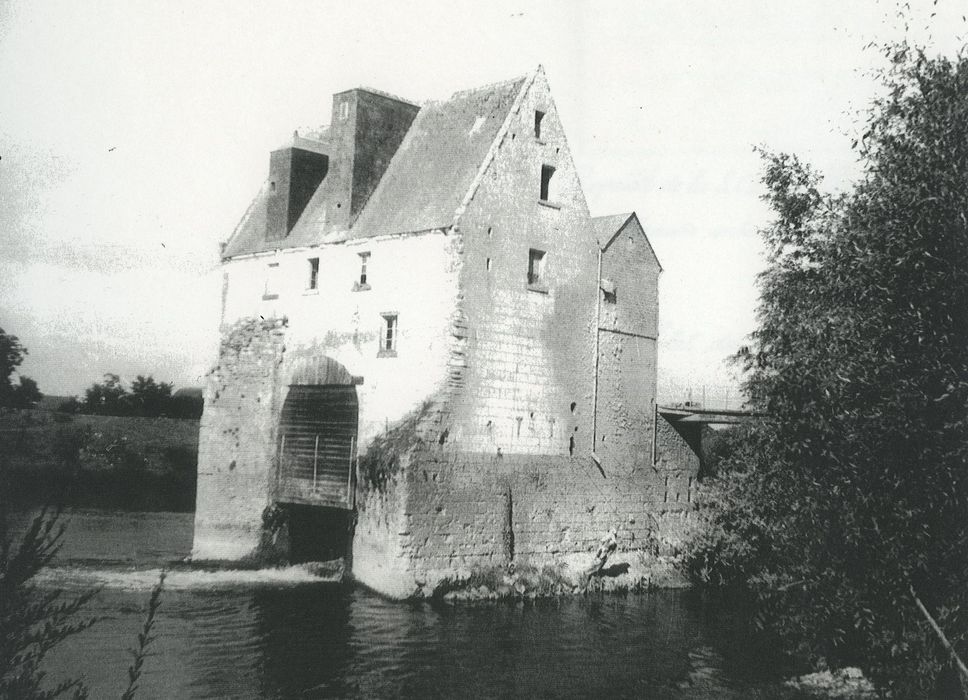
[192,67,701,598]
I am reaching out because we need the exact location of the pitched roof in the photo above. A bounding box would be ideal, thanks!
[591,213,634,247]
[222,74,530,258]
[348,76,526,240]
[592,212,662,270]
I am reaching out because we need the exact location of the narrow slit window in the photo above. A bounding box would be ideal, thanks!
[380,313,398,356]
[540,164,556,201]
[307,257,319,290]
[358,252,370,287]
[534,110,545,139]
[528,248,546,286]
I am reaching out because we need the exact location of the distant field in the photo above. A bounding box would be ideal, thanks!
[0,408,200,511]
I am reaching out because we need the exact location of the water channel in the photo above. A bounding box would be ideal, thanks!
[26,510,797,698]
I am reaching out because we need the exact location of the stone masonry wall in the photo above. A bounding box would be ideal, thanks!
[193,318,287,560]
[443,70,598,458]
[352,411,700,597]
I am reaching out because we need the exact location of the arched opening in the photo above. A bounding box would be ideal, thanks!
[275,382,359,564]
[277,385,358,508]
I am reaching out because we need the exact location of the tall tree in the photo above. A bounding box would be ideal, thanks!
[128,376,173,418]
[9,377,42,409]
[82,374,129,416]
[686,44,968,696]
[0,329,40,409]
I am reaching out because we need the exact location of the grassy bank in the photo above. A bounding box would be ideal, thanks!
[0,408,198,511]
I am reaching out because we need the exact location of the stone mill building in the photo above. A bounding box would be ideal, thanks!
[192,67,700,598]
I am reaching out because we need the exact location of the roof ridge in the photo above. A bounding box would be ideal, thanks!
[444,72,531,102]
[592,211,634,220]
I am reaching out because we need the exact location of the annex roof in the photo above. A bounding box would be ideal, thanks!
[591,211,662,271]
[591,213,634,247]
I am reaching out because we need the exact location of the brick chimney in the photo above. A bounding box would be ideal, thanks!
[316,88,420,233]
[265,139,329,242]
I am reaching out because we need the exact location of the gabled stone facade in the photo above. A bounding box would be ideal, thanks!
[193,67,699,598]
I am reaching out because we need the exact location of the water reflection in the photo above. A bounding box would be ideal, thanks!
[44,582,788,699]
[31,511,789,698]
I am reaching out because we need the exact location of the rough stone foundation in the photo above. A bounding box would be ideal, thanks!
[352,445,696,598]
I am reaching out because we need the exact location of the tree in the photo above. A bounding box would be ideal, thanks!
[684,44,968,696]
[82,374,129,416]
[0,329,40,409]
[10,377,42,409]
[0,509,96,698]
[128,376,173,418]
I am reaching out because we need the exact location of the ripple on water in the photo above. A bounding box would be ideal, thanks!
[34,561,344,591]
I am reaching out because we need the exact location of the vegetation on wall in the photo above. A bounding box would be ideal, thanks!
[682,43,968,696]
[357,400,435,493]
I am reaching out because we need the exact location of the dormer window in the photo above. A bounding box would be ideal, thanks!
[540,165,556,202]
[354,252,371,291]
[534,110,545,139]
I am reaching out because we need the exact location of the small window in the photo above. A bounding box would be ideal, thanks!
[307,257,319,290]
[379,313,398,356]
[263,262,280,300]
[339,101,349,120]
[534,110,545,139]
[601,278,617,304]
[528,249,546,287]
[354,251,371,290]
[540,164,556,201]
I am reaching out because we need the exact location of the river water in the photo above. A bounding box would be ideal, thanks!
[26,510,794,699]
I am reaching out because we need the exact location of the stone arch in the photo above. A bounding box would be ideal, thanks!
[276,355,359,510]
[287,354,357,386]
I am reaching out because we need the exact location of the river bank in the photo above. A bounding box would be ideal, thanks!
[0,408,198,511]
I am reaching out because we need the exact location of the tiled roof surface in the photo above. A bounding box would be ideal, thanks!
[222,75,528,258]
[590,213,633,247]
[592,212,662,270]
[347,76,526,240]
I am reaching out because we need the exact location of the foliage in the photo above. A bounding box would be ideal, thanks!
[0,328,42,409]
[127,376,173,418]
[120,572,165,700]
[10,377,44,409]
[56,398,81,415]
[82,374,128,416]
[79,374,199,418]
[2,412,197,512]
[0,508,96,699]
[0,327,27,388]
[357,400,434,492]
[682,44,968,696]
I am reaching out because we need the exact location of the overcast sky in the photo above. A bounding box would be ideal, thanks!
[0,0,963,400]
